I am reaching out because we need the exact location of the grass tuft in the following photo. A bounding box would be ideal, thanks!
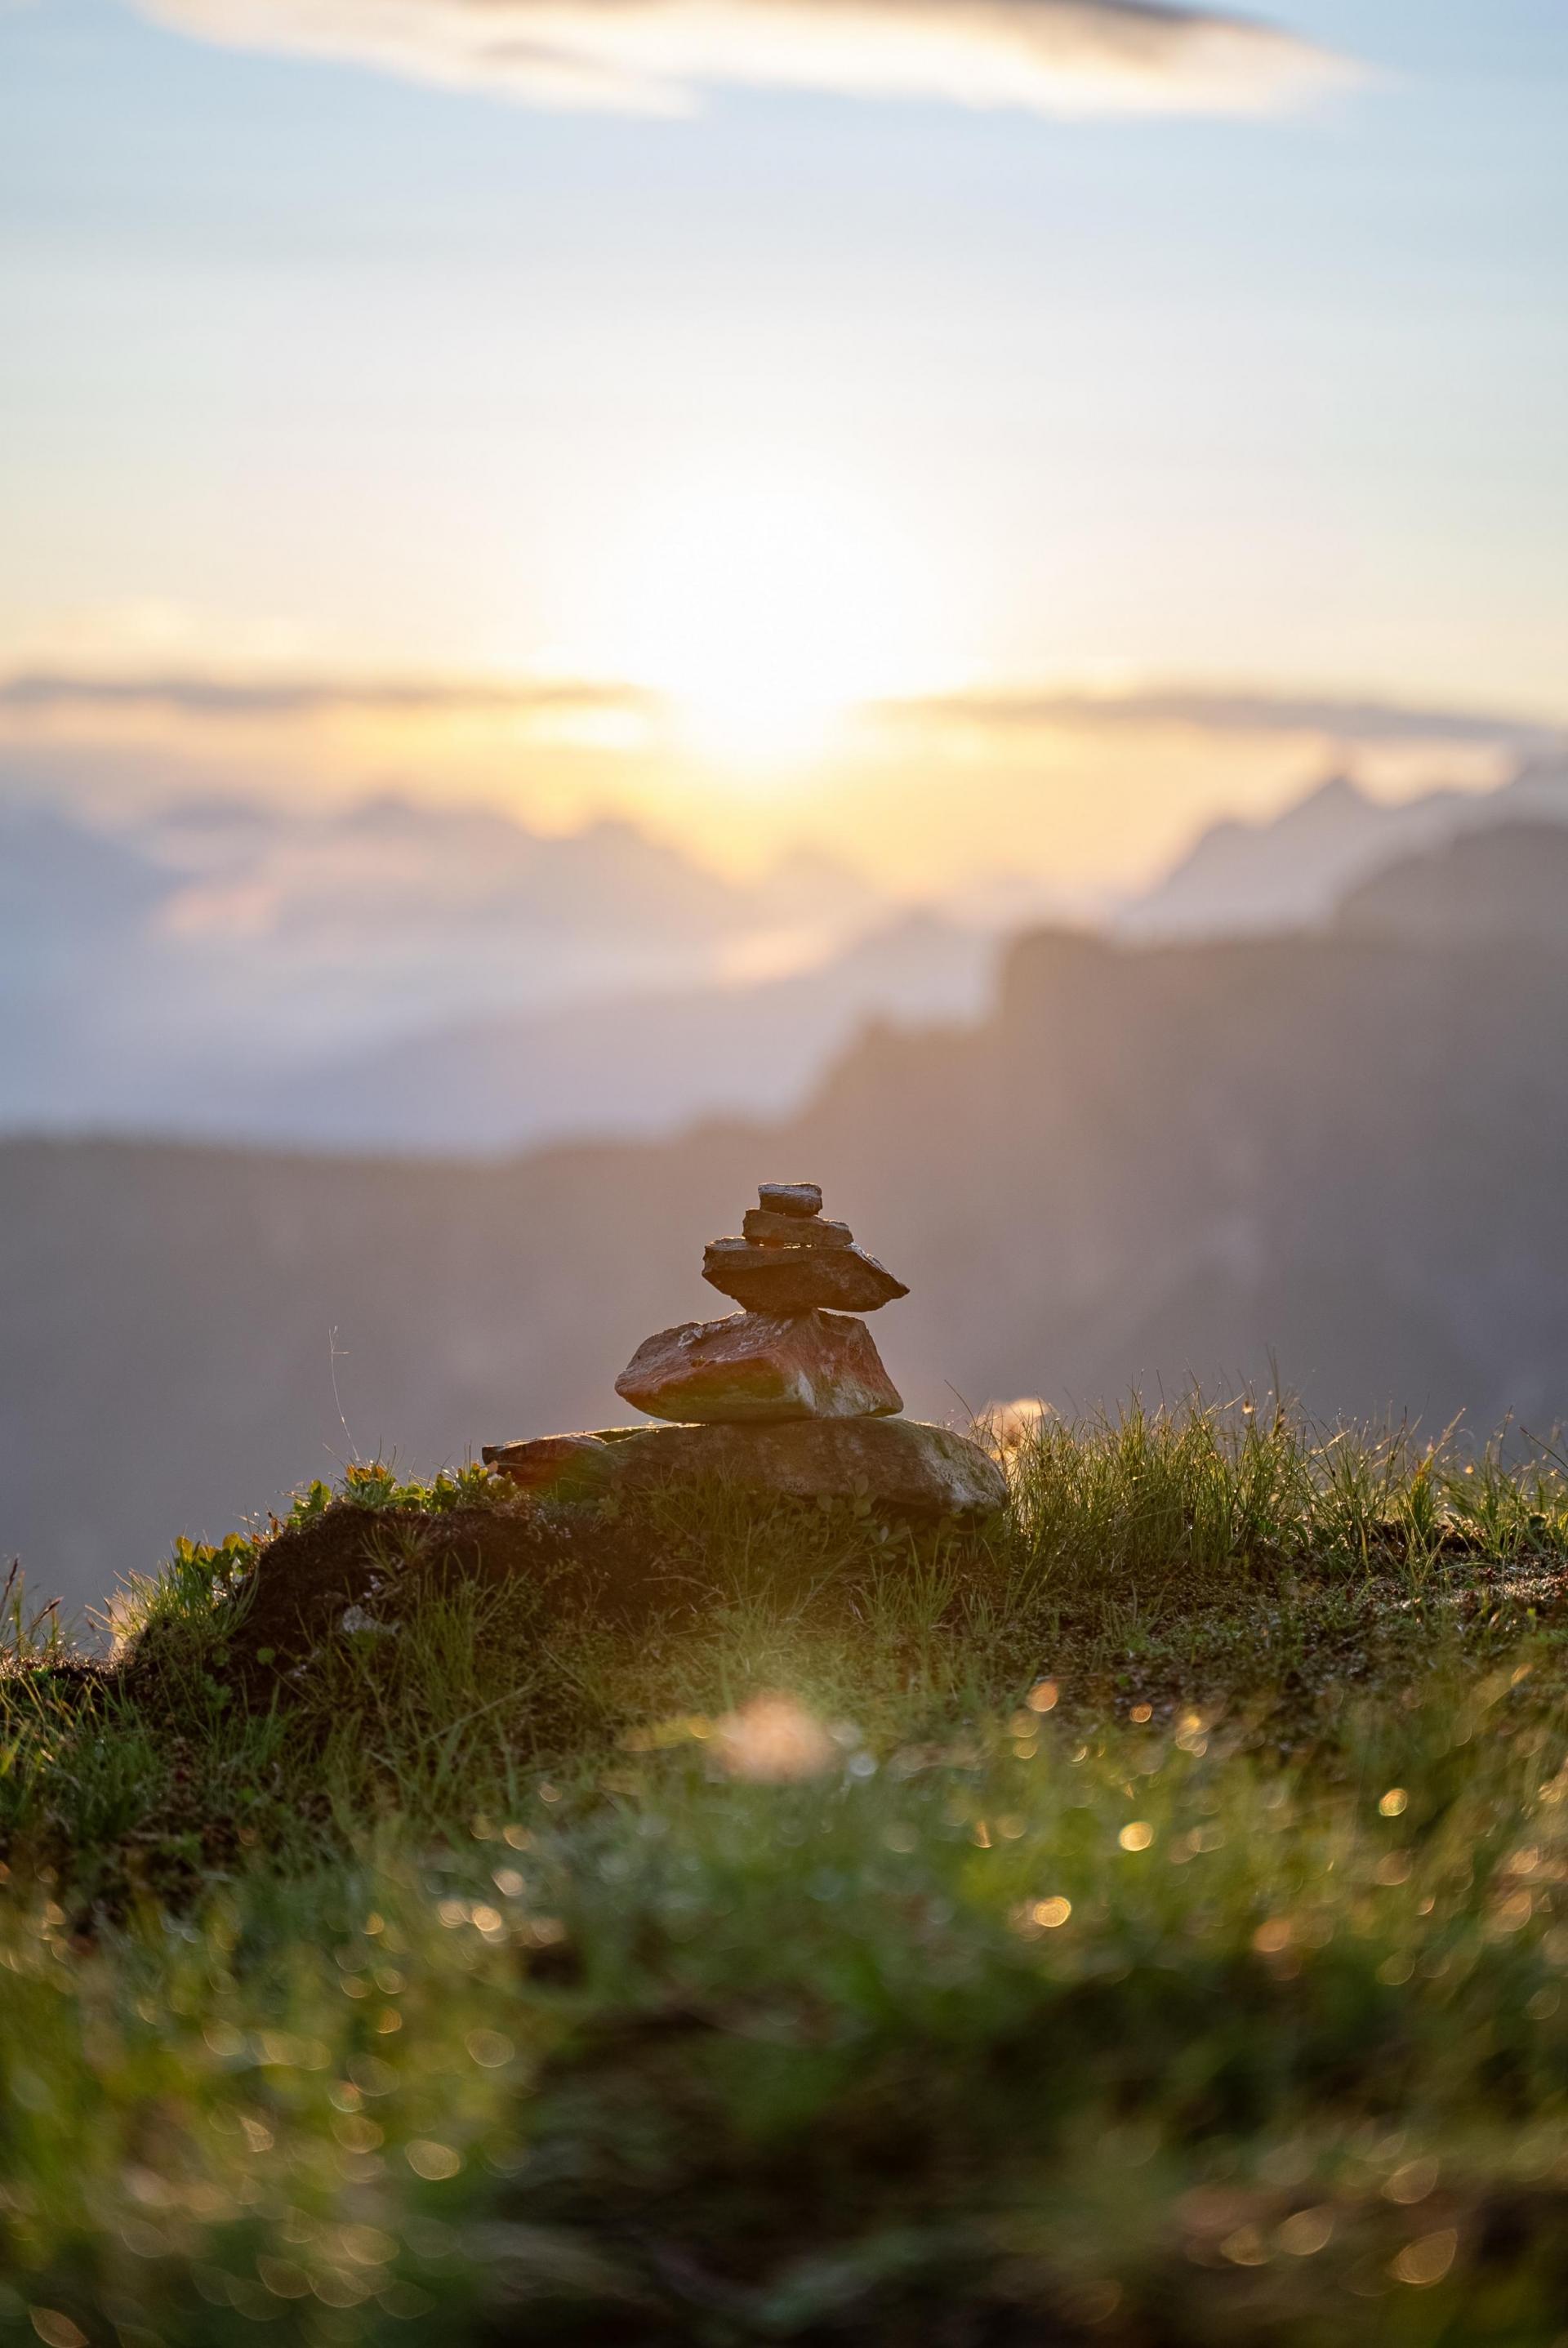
[2,1399,1568,2342]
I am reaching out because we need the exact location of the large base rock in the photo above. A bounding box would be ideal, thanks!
[487,1418,1006,1520]
[615,1308,901,1424]
[617,1419,1005,1517]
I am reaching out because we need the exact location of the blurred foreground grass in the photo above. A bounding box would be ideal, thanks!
[5,1402,1568,2345]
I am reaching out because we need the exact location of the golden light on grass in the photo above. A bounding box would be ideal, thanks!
[1389,2229,1458,2288]
[28,2314,87,2348]
[1383,2156,1440,2205]
[715,1692,837,1783]
[464,2029,514,2069]
[1277,2206,1334,2257]
[989,1397,1053,1448]
[1119,1820,1154,1852]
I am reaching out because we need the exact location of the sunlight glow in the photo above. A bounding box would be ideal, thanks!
[604,465,934,767]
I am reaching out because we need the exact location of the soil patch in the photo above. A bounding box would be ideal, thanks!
[124,1495,710,1707]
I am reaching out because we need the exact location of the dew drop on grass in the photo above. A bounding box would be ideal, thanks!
[1277,2207,1334,2257]
[465,2029,514,2069]
[1383,2156,1439,2205]
[1389,2229,1457,2288]
[29,2312,87,2348]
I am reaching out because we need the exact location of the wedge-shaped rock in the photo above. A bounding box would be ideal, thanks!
[482,1432,619,1501]
[616,1309,901,1424]
[704,1237,909,1316]
[742,1209,854,1250]
[758,1181,822,1218]
[611,1418,1006,1520]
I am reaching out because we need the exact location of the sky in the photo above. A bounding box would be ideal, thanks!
[2,0,1566,893]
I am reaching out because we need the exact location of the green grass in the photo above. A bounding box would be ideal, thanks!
[4,1401,1568,2345]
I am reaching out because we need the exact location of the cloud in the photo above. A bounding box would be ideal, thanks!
[135,0,1356,118]
[0,669,656,723]
[7,666,1558,760]
[876,684,1565,751]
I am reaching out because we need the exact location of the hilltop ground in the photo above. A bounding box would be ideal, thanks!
[4,1401,1568,2346]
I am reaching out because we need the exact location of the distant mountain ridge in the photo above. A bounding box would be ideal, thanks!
[1119,755,1568,940]
[1335,819,1568,947]
[7,887,1568,1613]
[3,752,1566,1163]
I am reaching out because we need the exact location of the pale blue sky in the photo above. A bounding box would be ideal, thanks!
[2,0,1566,728]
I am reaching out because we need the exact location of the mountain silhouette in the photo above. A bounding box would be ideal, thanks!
[1120,756,1568,941]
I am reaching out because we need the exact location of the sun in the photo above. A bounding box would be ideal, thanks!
[604,464,932,767]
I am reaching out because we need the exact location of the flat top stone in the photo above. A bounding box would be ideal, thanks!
[758,1182,822,1219]
[483,1433,608,1468]
[481,1432,619,1498]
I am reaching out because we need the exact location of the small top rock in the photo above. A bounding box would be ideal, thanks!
[758,1182,822,1219]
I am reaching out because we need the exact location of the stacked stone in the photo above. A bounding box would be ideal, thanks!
[615,1182,910,1424]
[484,1181,1006,1518]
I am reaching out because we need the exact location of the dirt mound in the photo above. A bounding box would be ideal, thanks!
[223,1502,550,1672]
[122,1494,705,1706]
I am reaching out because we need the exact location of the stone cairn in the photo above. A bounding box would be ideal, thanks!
[484,1182,1005,1518]
[616,1179,908,1424]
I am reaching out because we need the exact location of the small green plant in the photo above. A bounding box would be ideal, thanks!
[331,1458,500,1516]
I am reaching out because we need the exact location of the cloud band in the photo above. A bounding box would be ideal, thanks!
[4,669,1557,755]
[136,0,1355,118]
[877,684,1563,750]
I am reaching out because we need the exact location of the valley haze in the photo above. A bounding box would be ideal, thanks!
[7,798,1568,1614]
